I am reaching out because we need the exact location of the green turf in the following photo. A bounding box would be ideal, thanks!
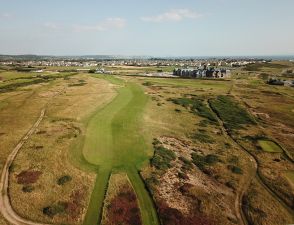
[285,171,294,184]
[258,140,283,153]
[78,75,159,225]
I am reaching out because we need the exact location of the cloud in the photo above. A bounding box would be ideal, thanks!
[141,9,203,22]
[0,12,13,19]
[73,18,126,32]
[44,22,60,30]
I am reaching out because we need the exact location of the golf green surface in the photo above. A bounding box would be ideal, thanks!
[258,140,283,153]
[81,75,159,225]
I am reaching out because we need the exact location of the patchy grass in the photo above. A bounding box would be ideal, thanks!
[170,97,217,123]
[209,95,256,131]
[191,131,214,144]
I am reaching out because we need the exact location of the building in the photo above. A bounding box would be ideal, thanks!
[173,67,230,79]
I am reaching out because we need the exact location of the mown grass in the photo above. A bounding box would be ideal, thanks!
[78,75,159,225]
[258,140,283,153]
[209,95,256,131]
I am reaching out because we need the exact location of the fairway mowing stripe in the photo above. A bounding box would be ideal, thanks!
[127,167,160,225]
[80,76,159,225]
[83,168,111,225]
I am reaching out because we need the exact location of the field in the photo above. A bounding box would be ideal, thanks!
[0,61,294,225]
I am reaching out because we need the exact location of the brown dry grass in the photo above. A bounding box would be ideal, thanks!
[1,73,115,224]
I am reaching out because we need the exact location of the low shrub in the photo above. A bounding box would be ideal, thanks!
[179,156,193,170]
[192,153,219,170]
[191,132,214,143]
[22,185,34,193]
[178,172,189,180]
[151,146,176,171]
[57,175,72,185]
[43,202,67,217]
[142,81,153,86]
[228,165,243,174]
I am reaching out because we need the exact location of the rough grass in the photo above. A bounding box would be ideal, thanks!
[170,97,217,123]
[244,62,290,72]
[209,95,256,131]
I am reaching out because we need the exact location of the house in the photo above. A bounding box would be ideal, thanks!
[173,67,230,79]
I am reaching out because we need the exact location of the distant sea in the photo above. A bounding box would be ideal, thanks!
[157,55,294,60]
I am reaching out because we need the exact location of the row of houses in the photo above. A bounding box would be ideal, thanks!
[173,68,231,79]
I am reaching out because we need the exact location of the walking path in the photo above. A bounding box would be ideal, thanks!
[0,109,50,225]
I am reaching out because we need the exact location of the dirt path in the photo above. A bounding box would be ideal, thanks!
[0,109,51,225]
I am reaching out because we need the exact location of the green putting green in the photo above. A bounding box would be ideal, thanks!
[258,140,283,153]
[80,75,159,225]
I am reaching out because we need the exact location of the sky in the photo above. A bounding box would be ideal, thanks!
[0,0,294,56]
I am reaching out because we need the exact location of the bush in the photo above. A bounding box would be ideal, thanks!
[192,153,219,170]
[228,165,243,174]
[179,156,193,170]
[151,146,176,171]
[178,172,189,180]
[22,185,34,193]
[191,132,214,143]
[152,138,161,146]
[43,202,67,217]
[142,81,153,86]
[169,97,194,108]
[205,154,219,164]
[57,175,72,185]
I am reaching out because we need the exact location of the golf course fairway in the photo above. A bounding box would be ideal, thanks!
[81,75,159,225]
